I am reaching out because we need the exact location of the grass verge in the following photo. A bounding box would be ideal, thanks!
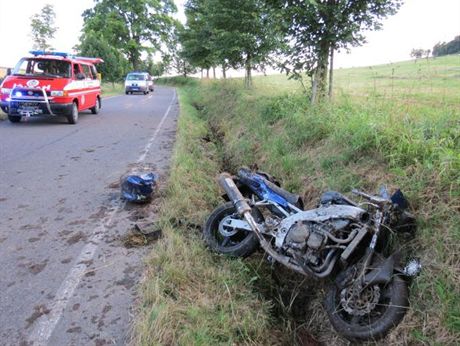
[102,82,124,97]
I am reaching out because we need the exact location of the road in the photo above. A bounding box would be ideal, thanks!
[0,86,179,345]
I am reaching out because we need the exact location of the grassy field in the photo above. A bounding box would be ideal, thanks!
[101,82,124,97]
[135,55,459,345]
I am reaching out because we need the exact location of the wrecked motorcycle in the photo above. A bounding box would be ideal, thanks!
[203,168,420,341]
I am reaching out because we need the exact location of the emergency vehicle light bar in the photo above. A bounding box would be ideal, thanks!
[29,50,69,57]
[28,51,104,64]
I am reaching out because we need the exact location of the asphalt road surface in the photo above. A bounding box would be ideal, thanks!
[0,86,179,345]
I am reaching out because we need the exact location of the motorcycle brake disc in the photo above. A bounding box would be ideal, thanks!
[340,284,381,316]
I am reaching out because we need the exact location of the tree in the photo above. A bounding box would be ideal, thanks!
[181,0,282,87]
[163,23,197,77]
[271,0,402,103]
[77,31,128,85]
[82,0,177,69]
[410,48,424,59]
[208,0,282,88]
[432,36,460,57]
[180,0,218,77]
[30,4,58,51]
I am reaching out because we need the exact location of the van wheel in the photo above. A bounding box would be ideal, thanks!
[67,102,79,124]
[8,115,21,123]
[91,97,100,114]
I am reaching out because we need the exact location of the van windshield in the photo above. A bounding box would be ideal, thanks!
[126,74,146,81]
[13,58,71,78]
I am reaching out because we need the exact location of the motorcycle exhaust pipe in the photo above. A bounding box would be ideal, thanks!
[218,173,252,215]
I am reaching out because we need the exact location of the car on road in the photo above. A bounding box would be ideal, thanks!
[124,72,154,95]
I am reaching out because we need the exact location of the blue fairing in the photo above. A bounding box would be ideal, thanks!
[241,173,289,208]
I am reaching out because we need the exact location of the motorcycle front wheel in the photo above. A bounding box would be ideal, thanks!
[203,201,262,257]
[324,271,408,341]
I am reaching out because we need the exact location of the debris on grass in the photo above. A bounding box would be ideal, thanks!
[122,223,162,248]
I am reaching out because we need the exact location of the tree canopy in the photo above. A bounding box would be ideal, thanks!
[433,36,460,57]
[77,32,128,84]
[30,4,58,51]
[81,0,177,69]
[271,0,402,102]
[181,0,282,87]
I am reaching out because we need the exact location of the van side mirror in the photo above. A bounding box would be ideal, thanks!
[76,72,85,80]
[6,68,11,76]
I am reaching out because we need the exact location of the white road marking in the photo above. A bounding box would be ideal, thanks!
[28,90,177,346]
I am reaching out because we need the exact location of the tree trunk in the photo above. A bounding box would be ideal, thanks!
[311,40,330,104]
[201,69,203,79]
[206,68,209,79]
[222,63,226,79]
[212,66,216,79]
[328,47,334,100]
[244,53,252,89]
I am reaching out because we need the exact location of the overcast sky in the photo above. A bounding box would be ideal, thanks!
[0,0,458,68]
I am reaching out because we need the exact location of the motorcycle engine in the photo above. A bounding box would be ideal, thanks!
[284,221,328,266]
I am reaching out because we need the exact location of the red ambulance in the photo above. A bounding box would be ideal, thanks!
[0,51,103,124]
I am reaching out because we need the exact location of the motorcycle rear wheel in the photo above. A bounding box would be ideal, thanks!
[324,271,408,341]
[203,202,262,257]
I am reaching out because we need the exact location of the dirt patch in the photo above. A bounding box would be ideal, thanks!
[121,229,162,248]
[25,305,51,328]
[19,224,41,231]
[108,181,120,189]
[67,219,87,226]
[28,260,48,275]
[115,276,136,290]
[66,326,82,333]
[59,229,72,237]
[89,206,109,220]
[66,231,88,245]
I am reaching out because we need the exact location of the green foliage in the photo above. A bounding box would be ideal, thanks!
[271,0,402,102]
[77,32,128,83]
[163,23,197,77]
[410,48,430,59]
[181,0,282,87]
[81,0,177,69]
[180,0,218,71]
[433,35,460,57]
[30,4,57,51]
